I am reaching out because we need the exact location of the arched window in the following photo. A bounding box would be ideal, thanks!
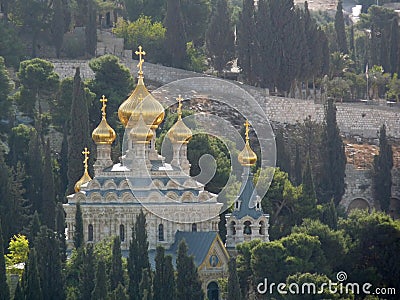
[207,281,219,300]
[88,224,93,241]
[158,224,164,241]
[230,221,236,235]
[192,223,197,232]
[120,224,125,242]
[259,221,265,235]
[243,221,252,235]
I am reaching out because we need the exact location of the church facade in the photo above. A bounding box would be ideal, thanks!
[63,47,269,298]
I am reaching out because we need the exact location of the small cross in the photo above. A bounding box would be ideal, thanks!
[244,120,250,141]
[176,95,184,118]
[82,147,90,170]
[100,95,107,117]
[135,46,146,75]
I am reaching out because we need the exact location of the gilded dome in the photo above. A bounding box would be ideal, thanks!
[92,96,116,145]
[74,148,92,192]
[167,96,192,144]
[129,115,154,143]
[238,120,257,166]
[118,46,165,129]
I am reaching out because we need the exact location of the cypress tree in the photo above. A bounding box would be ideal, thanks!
[205,0,234,74]
[181,0,210,47]
[293,144,302,186]
[85,0,97,57]
[154,246,176,300]
[227,257,241,300]
[321,199,338,230]
[51,0,64,58]
[164,0,187,68]
[80,244,96,300]
[176,240,204,300]
[113,283,128,300]
[110,236,124,291]
[13,281,24,300]
[0,221,10,300]
[35,226,65,300]
[67,67,90,194]
[41,138,56,229]
[320,99,346,205]
[92,260,107,300]
[128,210,150,300]
[275,129,290,174]
[28,211,41,248]
[74,202,84,249]
[0,154,12,247]
[237,0,257,85]
[27,131,43,215]
[139,268,153,300]
[24,248,42,300]
[373,124,393,212]
[297,156,318,221]
[58,124,68,201]
[389,18,399,75]
[334,0,348,53]
[55,202,67,264]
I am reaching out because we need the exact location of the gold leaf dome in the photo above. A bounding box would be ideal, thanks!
[92,96,116,145]
[118,46,165,129]
[74,148,92,192]
[129,115,154,143]
[167,95,192,144]
[238,120,257,166]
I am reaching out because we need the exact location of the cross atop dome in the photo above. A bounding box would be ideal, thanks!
[100,95,107,117]
[135,46,146,76]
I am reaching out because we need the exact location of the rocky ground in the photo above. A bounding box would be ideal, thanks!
[294,0,357,12]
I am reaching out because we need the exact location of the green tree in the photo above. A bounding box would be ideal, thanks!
[26,131,43,214]
[5,234,29,277]
[372,124,393,212]
[41,139,56,229]
[321,199,338,230]
[387,73,400,102]
[296,156,318,222]
[51,77,73,130]
[0,56,12,118]
[334,0,347,53]
[139,268,152,300]
[113,283,128,300]
[319,99,346,205]
[85,0,97,57]
[112,17,166,63]
[51,0,64,58]
[55,202,67,264]
[74,202,84,249]
[176,240,204,300]
[67,67,90,194]
[110,236,124,290]
[236,239,261,297]
[0,221,10,300]
[35,226,65,300]
[91,260,108,300]
[227,257,241,300]
[164,0,187,68]
[124,0,143,21]
[275,129,291,174]
[7,125,35,168]
[13,281,24,300]
[389,18,399,75]
[181,0,210,47]
[0,23,23,67]
[153,246,176,300]
[127,210,150,300]
[80,244,96,300]
[205,0,234,74]
[28,211,41,248]
[24,248,42,300]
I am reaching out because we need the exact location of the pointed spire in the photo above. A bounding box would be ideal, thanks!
[238,120,257,166]
[74,147,92,192]
[167,95,192,144]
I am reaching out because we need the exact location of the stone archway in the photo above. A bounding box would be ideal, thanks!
[389,198,400,219]
[207,281,219,300]
[347,198,371,213]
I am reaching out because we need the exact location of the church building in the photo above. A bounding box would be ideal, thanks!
[63,47,269,298]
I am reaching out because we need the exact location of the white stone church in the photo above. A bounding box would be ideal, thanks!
[63,47,269,298]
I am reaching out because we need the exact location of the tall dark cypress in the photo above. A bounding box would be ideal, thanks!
[55,202,67,264]
[389,18,399,75]
[176,240,204,300]
[110,236,124,291]
[128,210,150,300]
[85,0,97,57]
[139,268,152,300]
[92,260,107,300]
[0,221,10,300]
[205,0,234,74]
[27,131,43,215]
[80,244,96,300]
[154,246,176,300]
[24,248,42,300]
[227,258,241,300]
[164,0,187,68]
[67,67,90,194]
[320,99,346,205]
[237,0,257,85]
[41,138,56,229]
[334,0,348,53]
[58,125,68,201]
[51,0,64,58]
[373,124,393,212]
[74,202,84,249]
[275,129,290,174]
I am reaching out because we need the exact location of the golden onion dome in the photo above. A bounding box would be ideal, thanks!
[92,96,116,145]
[74,148,92,192]
[167,95,192,144]
[129,115,154,143]
[238,120,257,166]
[118,46,165,129]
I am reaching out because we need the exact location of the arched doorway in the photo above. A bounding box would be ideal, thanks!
[207,281,219,300]
[347,198,370,213]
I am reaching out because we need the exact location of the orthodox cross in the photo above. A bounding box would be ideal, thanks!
[176,95,184,119]
[82,147,90,171]
[100,95,107,117]
[244,120,250,142]
[135,46,146,75]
